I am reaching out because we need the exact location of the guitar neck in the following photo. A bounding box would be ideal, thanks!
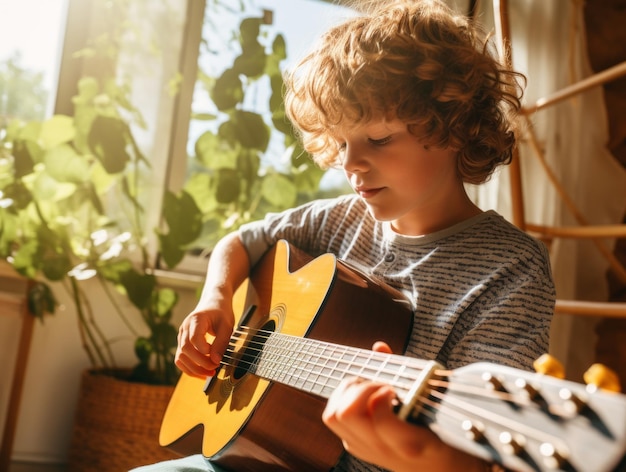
[247,329,429,402]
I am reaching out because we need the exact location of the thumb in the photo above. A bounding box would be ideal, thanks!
[372,341,393,354]
[209,320,234,364]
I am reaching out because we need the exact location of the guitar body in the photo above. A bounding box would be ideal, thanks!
[159,240,414,471]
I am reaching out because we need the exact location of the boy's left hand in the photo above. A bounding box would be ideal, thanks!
[322,342,486,472]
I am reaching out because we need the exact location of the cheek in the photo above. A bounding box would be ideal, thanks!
[407,152,457,182]
[393,159,443,186]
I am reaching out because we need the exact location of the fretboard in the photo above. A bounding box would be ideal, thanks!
[251,331,431,401]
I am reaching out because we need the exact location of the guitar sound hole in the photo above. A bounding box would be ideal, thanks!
[233,319,276,380]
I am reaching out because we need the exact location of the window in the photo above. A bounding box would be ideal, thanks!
[0,0,67,123]
[166,0,356,272]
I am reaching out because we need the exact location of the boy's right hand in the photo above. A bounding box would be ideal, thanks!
[174,300,235,378]
[174,231,251,379]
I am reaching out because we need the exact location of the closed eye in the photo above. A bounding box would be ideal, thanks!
[368,136,392,146]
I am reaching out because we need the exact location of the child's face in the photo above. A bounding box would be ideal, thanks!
[333,119,464,235]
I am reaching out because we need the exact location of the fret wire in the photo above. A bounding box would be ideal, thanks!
[285,336,304,383]
[260,334,317,393]
[257,333,279,380]
[289,336,312,390]
[322,343,347,395]
[306,337,327,394]
[311,338,340,396]
[295,339,347,393]
[273,335,295,383]
[298,336,330,394]
[302,337,327,395]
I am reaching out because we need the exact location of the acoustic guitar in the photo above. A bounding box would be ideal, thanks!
[159,240,626,472]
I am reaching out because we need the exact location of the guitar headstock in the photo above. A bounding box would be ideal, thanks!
[421,361,626,472]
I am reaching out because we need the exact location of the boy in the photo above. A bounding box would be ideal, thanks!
[135,0,554,470]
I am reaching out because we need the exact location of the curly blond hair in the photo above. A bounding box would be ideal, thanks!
[284,0,524,184]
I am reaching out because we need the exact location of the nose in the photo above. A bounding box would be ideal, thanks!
[341,143,369,173]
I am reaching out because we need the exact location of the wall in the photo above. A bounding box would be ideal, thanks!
[1,276,199,465]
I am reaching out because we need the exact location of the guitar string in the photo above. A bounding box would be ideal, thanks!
[226,327,527,402]
[227,326,424,394]
[225,330,528,406]
[216,326,583,450]
[223,328,524,408]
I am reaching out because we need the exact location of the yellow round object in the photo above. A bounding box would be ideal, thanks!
[533,353,565,379]
[583,363,622,393]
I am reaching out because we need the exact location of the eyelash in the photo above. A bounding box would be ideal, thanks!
[369,136,392,146]
[337,136,392,151]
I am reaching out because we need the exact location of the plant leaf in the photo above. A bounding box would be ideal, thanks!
[261,173,297,208]
[27,282,57,320]
[231,110,270,151]
[161,190,203,245]
[233,42,266,78]
[87,115,131,173]
[12,138,38,177]
[134,336,152,363]
[12,240,40,279]
[44,144,90,183]
[119,269,156,310]
[152,287,178,319]
[215,168,241,204]
[40,115,76,149]
[195,130,238,169]
[211,68,243,111]
[157,233,185,269]
[1,181,32,210]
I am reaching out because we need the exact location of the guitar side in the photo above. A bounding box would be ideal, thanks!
[159,240,414,472]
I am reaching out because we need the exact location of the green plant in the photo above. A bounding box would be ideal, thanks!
[0,75,199,385]
[0,0,210,386]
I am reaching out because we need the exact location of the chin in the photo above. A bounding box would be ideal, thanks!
[363,203,395,222]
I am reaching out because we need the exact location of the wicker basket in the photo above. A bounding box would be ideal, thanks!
[67,369,179,472]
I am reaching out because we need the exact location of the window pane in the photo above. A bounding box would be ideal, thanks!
[0,0,67,123]
[175,0,355,259]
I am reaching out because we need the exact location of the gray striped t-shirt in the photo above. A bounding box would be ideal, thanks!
[239,194,555,471]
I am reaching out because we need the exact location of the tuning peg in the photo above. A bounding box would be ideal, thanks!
[533,354,565,379]
[583,363,622,393]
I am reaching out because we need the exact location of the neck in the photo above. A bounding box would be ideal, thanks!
[391,193,482,236]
